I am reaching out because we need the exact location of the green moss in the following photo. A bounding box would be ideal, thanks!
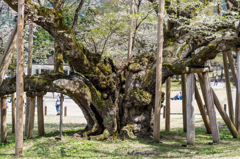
[130,90,152,107]
[128,63,143,72]
[177,44,189,58]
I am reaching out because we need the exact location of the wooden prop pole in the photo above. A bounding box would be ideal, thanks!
[59,93,63,138]
[11,69,15,134]
[181,74,187,132]
[198,73,239,138]
[237,50,240,133]
[212,90,240,138]
[186,73,195,145]
[223,52,234,123]
[227,51,239,131]
[1,96,7,143]
[25,22,33,136]
[37,92,44,136]
[202,72,220,143]
[165,77,171,132]
[0,36,17,86]
[15,0,25,155]
[194,83,211,134]
[154,0,165,143]
[28,93,35,139]
[0,23,17,67]
[24,96,30,136]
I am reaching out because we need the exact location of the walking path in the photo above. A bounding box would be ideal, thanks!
[4,81,236,119]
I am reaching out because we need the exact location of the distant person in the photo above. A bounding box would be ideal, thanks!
[171,92,182,100]
[214,75,218,86]
[52,92,55,98]
[55,94,61,115]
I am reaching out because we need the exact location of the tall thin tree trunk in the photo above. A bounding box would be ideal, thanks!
[127,0,134,60]
[153,0,165,143]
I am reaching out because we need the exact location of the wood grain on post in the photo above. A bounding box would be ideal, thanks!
[212,90,240,138]
[16,0,25,155]
[11,69,15,133]
[28,93,35,139]
[64,106,67,116]
[227,51,239,131]
[181,74,187,132]
[154,0,165,143]
[0,36,17,86]
[165,77,171,132]
[163,106,166,118]
[25,23,33,137]
[186,73,195,145]
[223,52,234,124]
[1,97,7,143]
[237,50,240,133]
[59,93,63,138]
[37,92,44,136]
[45,106,47,115]
[198,73,239,138]
[0,23,17,68]
[194,83,211,134]
[197,73,210,116]
[202,73,220,143]
[25,93,32,137]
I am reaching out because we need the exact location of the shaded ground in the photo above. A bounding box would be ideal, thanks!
[0,115,239,158]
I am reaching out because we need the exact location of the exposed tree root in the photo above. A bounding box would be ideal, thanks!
[120,125,136,140]
[89,129,110,141]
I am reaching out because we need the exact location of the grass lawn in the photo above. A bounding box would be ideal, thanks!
[0,115,240,158]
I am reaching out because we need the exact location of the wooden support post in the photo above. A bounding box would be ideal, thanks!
[28,93,35,139]
[202,72,220,143]
[37,92,44,136]
[11,69,15,133]
[25,22,33,136]
[163,106,166,118]
[59,93,63,138]
[165,77,170,132]
[64,106,67,116]
[45,106,47,115]
[181,74,187,132]
[237,49,240,133]
[223,52,234,123]
[224,104,227,112]
[227,51,239,132]
[16,0,25,155]
[194,83,211,134]
[198,73,240,138]
[0,23,17,68]
[212,90,240,138]
[1,96,7,143]
[154,0,165,143]
[25,95,31,136]
[186,73,195,145]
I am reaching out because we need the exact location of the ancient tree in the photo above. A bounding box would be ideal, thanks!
[1,0,240,140]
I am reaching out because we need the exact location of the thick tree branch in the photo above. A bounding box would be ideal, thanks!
[50,0,66,11]
[72,0,85,30]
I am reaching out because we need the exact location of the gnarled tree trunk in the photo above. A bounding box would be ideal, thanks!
[2,0,240,140]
